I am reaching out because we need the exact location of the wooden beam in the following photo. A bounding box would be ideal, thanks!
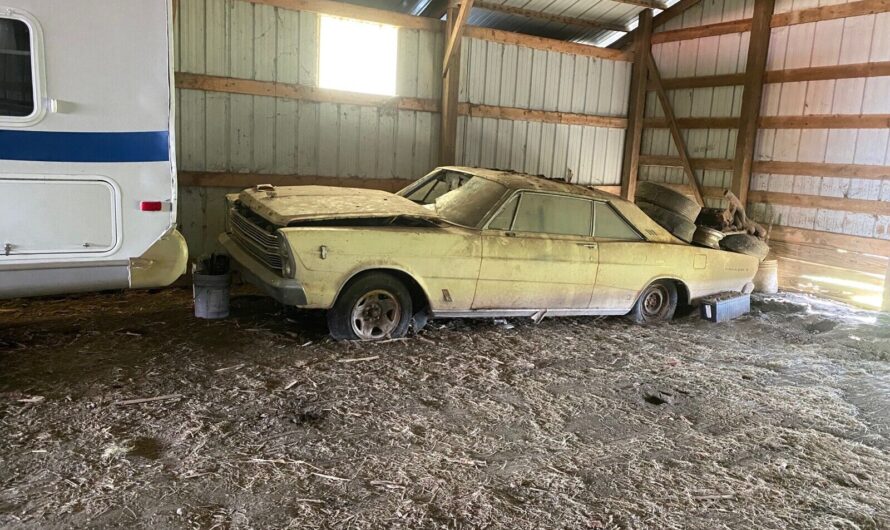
[612,0,701,49]
[748,190,890,216]
[179,172,415,192]
[179,170,623,195]
[764,60,890,83]
[443,0,474,76]
[242,0,442,31]
[753,160,890,180]
[647,73,745,90]
[473,1,628,32]
[768,225,890,257]
[175,73,440,112]
[620,10,653,202]
[771,0,890,27]
[464,26,633,61]
[653,61,890,91]
[646,51,705,206]
[643,116,740,128]
[732,0,775,206]
[651,18,752,44]
[639,155,734,170]
[759,114,890,129]
[440,4,461,165]
[458,103,627,128]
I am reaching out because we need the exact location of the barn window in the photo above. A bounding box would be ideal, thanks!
[319,15,398,96]
[0,18,34,117]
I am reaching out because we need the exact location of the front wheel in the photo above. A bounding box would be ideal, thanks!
[629,280,678,324]
[327,272,413,341]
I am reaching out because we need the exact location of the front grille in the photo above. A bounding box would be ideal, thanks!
[228,205,282,271]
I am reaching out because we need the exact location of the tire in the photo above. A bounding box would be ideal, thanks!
[327,272,413,341]
[629,280,678,324]
[635,182,702,221]
[692,226,725,249]
[637,201,697,243]
[720,234,769,261]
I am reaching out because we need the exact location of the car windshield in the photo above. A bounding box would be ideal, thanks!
[400,172,507,227]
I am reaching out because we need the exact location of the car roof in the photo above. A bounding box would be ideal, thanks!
[439,166,623,203]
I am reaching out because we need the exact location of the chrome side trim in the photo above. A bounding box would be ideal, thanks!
[430,308,630,319]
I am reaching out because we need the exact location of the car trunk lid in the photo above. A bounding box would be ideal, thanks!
[238,185,439,226]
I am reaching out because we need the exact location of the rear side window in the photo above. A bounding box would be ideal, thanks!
[0,18,34,117]
[512,193,592,237]
[594,202,642,240]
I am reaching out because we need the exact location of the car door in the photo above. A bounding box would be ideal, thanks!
[589,201,652,312]
[472,191,599,310]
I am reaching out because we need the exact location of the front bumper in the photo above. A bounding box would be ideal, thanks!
[219,233,308,306]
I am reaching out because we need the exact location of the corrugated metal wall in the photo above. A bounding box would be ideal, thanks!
[173,0,443,256]
[455,37,632,186]
[643,0,754,208]
[749,5,890,241]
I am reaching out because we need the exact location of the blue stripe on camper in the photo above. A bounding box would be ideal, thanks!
[0,130,170,163]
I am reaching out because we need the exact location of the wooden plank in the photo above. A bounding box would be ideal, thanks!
[439,5,460,165]
[883,263,890,312]
[748,190,890,216]
[777,258,885,308]
[443,0,475,76]
[732,0,775,206]
[651,19,753,44]
[764,61,890,83]
[771,0,890,27]
[620,10,653,201]
[458,103,627,128]
[175,73,440,112]
[768,225,890,256]
[242,0,442,31]
[752,160,890,179]
[473,1,628,32]
[646,51,705,206]
[464,26,633,62]
[759,114,890,129]
[644,116,740,128]
[639,155,734,170]
[179,170,623,194]
[647,73,746,90]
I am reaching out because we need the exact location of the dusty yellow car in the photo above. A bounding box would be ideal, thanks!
[220,167,758,340]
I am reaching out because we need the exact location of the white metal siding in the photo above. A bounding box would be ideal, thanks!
[455,36,632,186]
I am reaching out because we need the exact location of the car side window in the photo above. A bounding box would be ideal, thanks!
[594,202,642,240]
[404,171,469,205]
[487,195,518,231]
[511,193,592,237]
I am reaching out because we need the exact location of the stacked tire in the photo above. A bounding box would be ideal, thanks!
[634,182,701,243]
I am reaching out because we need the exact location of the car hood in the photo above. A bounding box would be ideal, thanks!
[238,185,439,226]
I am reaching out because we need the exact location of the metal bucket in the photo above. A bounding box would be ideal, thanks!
[753,259,778,294]
[193,255,231,319]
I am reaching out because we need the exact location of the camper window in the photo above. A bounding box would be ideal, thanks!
[318,16,397,96]
[0,18,33,117]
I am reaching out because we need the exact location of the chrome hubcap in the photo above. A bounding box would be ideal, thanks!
[642,285,668,318]
[350,290,401,340]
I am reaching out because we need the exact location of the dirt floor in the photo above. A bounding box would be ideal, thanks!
[1,287,889,529]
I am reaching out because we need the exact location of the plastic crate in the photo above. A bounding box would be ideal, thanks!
[699,292,750,322]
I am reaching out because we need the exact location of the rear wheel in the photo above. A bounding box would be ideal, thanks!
[327,272,413,340]
[629,280,678,324]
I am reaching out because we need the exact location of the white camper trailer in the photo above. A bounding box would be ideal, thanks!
[0,0,187,298]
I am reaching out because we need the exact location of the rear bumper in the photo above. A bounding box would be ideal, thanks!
[129,228,189,289]
[219,233,308,306]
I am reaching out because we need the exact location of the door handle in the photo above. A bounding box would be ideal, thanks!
[578,242,598,248]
